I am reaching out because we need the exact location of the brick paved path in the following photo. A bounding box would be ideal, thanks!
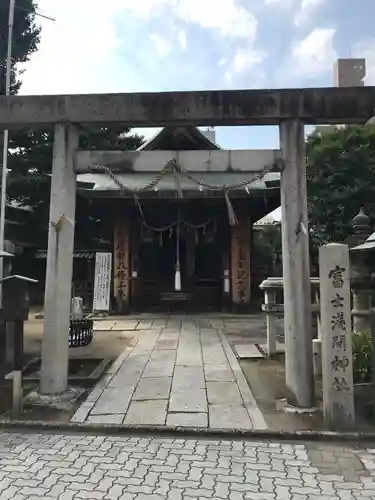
[1,432,375,499]
[72,317,266,429]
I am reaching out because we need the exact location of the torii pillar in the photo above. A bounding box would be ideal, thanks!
[40,124,79,394]
[280,119,314,408]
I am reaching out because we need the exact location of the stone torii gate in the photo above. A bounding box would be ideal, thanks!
[1,87,375,409]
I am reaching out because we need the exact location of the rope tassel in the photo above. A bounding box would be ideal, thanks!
[174,171,184,198]
[225,191,238,226]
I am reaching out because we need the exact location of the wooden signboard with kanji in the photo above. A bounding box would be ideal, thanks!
[113,218,130,313]
[231,212,251,307]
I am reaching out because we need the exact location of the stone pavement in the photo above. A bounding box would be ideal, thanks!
[1,431,375,499]
[72,316,266,429]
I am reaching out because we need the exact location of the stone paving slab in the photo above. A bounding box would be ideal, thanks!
[204,364,235,382]
[124,399,168,425]
[133,377,172,400]
[90,387,134,415]
[87,413,124,424]
[259,340,286,353]
[93,320,115,331]
[166,411,209,427]
[150,349,176,361]
[209,403,253,428]
[234,343,265,358]
[154,338,179,349]
[111,320,139,330]
[206,381,242,404]
[72,317,267,430]
[169,388,208,413]
[2,432,375,499]
[172,365,206,389]
[142,359,175,378]
[137,319,154,329]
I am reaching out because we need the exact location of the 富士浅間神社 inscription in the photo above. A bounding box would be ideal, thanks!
[332,335,346,349]
[331,293,344,308]
[331,355,350,372]
[329,265,346,288]
[319,244,355,430]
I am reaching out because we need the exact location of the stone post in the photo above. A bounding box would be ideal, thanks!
[40,124,79,394]
[319,243,355,430]
[279,119,314,408]
[265,289,277,356]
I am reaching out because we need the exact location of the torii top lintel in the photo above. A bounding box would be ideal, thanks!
[0,86,375,129]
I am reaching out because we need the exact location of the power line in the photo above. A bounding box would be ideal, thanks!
[15,5,56,22]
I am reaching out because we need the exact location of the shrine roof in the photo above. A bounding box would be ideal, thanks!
[76,171,280,199]
[137,127,220,151]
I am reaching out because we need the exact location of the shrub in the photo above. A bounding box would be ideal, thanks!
[352,331,372,384]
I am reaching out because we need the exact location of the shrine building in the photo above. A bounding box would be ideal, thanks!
[74,126,281,314]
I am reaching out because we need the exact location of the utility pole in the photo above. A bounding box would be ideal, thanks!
[0,0,16,306]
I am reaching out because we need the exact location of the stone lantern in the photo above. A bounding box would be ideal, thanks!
[349,209,374,331]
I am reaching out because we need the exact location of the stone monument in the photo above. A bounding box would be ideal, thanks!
[319,243,355,430]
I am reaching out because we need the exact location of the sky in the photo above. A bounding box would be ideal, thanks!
[19,0,375,151]
[17,0,375,221]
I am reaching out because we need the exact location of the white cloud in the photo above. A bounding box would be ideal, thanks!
[175,0,258,42]
[121,0,258,43]
[19,0,260,96]
[219,46,265,85]
[264,0,293,7]
[150,33,172,56]
[119,0,171,18]
[178,31,187,50]
[290,27,337,79]
[294,0,325,26]
[19,0,125,95]
[232,48,264,73]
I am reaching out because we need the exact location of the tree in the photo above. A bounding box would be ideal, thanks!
[0,0,41,94]
[0,1,141,253]
[0,2,144,251]
[307,124,375,248]
[7,127,144,250]
[0,0,40,249]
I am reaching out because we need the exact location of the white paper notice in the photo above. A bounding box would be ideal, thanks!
[93,252,112,312]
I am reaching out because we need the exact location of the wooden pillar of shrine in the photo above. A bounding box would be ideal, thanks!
[230,205,251,312]
[113,216,130,314]
[130,217,141,311]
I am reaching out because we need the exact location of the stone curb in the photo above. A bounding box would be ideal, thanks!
[0,419,375,442]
